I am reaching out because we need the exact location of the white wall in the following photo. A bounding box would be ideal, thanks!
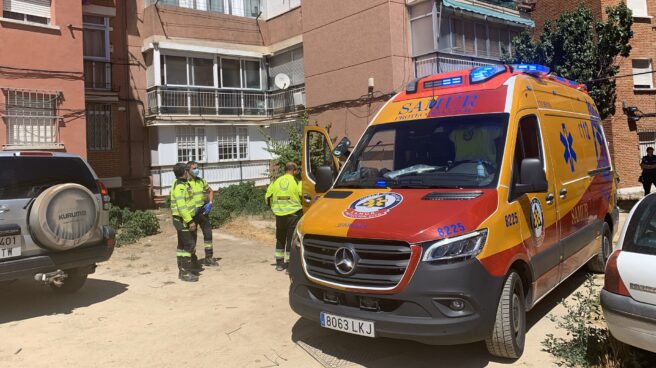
[156,126,178,166]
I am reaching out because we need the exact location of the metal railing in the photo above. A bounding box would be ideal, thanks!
[414,54,501,78]
[146,86,305,117]
[151,159,271,196]
[84,60,111,90]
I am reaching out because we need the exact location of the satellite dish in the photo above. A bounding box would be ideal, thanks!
[274,73,291,90]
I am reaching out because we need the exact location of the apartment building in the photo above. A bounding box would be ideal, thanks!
[136,0,306,201]
[533,0,656,197]
[0,0,87,156]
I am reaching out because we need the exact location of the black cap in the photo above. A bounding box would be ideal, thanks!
[648,147,654,152]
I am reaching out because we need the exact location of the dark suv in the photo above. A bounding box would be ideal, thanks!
[0,151,115,293]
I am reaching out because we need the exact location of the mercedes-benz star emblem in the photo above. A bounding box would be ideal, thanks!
[334,247,358,275]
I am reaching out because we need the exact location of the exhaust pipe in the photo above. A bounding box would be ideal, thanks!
[34,269,67,286]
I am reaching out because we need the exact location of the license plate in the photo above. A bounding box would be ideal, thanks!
[0,236,21,259]
[320,312,375,337]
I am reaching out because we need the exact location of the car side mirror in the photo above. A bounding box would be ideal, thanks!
[514,158,548,195]
[315,166,334,194]
[333,137,351,158]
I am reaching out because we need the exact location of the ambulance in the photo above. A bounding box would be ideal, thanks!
[288,64,619,358]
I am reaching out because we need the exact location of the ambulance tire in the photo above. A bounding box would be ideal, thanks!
[485,271,526,359]
[587,222,612,273]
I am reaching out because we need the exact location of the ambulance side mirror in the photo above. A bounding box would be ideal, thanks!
[333,137,351,158]
[515,158,548,195]
[315,166,334,194]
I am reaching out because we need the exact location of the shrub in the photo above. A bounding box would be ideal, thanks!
[542,275,651,367]
[109,206,160,246]
[207,182,269,228]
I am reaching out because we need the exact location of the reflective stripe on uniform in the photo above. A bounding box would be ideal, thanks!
[274,250,284,259]
[204,242,212,249]
[265,174,302,216]
[177,251,192,257]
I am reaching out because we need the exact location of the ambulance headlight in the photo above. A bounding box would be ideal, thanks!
[422,229,488,263]
[292,221,303,249]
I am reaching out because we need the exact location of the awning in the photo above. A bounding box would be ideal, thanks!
[442,0,535,28]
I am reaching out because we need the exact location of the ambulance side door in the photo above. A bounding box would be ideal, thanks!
[301,126,340,212]
[511,113,562,301]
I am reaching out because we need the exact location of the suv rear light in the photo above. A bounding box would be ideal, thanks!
[16,151,54,156]
[604,250,630,296]
[97,180,111,210]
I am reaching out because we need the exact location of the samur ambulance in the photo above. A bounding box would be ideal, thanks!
[288,64,619,358]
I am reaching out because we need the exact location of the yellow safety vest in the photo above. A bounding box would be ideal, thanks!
[170,179,195,225]
[189,177,209,209]
[265,174,303,216]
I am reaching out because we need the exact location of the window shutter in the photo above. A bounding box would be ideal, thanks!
[4,0,52,18]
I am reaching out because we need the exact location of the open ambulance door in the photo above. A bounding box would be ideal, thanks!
[301,126,341,212]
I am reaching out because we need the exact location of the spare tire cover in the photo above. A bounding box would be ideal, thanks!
[29,183,99,251]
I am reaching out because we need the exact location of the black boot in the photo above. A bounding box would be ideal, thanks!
[190,253,204,274]
[178,257,199,282]
[276,259,285,272]
[203,249,219,266]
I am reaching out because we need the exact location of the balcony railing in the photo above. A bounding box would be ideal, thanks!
[146,86,305,117]
[84,60,111,90]
[414,53,501,78]
[146,0,261,18]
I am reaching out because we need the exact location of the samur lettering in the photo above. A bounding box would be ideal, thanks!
[571,203,589,225]
[395,94,479,121]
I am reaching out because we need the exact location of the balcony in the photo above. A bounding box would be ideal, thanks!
[414,54,501,78]
[146,0,261,18]
[84,60,111,90]
[146,86,305,118]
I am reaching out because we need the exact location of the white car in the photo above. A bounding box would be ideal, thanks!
[601,193,656,353]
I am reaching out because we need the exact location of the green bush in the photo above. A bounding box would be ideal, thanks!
[109,206,160,246]
[542,275,652,367]
[207,182,269,228]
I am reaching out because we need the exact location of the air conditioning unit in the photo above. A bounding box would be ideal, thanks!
[293,91,306,106]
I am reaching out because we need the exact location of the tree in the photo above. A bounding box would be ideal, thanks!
[262,115,334,179]
[502,3,633,119]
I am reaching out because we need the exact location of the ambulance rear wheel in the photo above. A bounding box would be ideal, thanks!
[485,271,525,359]
[587,222,611,273]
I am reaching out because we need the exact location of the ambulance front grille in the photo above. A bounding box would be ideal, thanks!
[302,235,411,288]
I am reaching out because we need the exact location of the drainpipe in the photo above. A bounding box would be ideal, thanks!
[123,0,134,180]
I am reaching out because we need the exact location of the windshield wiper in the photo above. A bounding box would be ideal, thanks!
[333,184,376,189]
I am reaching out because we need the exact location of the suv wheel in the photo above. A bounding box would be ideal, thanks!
[49,268,88,294]
[485,271,526,359]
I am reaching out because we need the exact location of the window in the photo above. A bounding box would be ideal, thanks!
[632,59,654,89]
[217,126,248,161]
[221,58,261,89]
[3,89,59,146]
[269,47,304,89]
[86,104,112,151]
[639,131,656,158]
[307,131,337,182]
[511,115,543,199]
[176,127,206,162]
[83,15,111,89]
[148,0,258,17]
[627,0,649,17]
[161,55,215,87]
[192,58,214,86]
[3,0,51,25]
[409,1,435,56]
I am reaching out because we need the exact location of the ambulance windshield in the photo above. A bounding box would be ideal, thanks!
[334,113,509,189]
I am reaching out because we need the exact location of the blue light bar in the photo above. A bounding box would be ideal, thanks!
[375,180,387,188]
[423,76,463,89]
[511,64,551,74]
[470,65,507,84]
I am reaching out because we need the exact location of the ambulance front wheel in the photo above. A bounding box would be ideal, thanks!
[485,271,526,359]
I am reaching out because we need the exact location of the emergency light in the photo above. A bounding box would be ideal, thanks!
[423,76,463,89]
[511,64,550,74]
[470,65,507,84]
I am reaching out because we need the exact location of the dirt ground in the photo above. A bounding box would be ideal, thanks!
[0,213,628,368]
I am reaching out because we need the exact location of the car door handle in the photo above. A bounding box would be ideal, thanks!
[303,194,312,203]
[545,193,555,205]
[559,188,568,199]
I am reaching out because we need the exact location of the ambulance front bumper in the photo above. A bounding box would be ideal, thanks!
[288,251,505,345]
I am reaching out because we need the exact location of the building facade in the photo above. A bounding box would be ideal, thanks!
[137,0,306,201]
[0,0,87,157]
[532,0,656,197]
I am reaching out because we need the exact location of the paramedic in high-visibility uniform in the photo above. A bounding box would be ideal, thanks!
[170,163,199,282]
[265,162,303,271]
[187,161,218,267]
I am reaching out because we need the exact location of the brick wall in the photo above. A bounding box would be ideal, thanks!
[532,0,656,191]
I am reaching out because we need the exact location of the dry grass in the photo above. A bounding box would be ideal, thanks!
[221,215,276,245]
